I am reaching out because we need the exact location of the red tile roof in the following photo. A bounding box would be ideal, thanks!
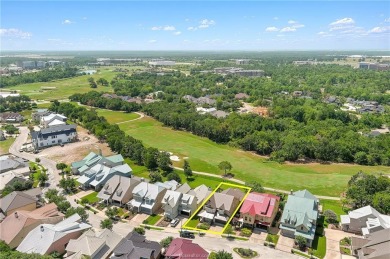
[240,192,280,218]
[165,238,208,259]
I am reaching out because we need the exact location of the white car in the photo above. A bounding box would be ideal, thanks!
[170,218,180,227]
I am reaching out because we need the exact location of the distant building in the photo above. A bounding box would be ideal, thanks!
[31,124,77,150]
[95,58,142,65]
[359,62,390,71]
[235,59,250,65]
[47,60,62,66]
[21,61,37,70]
[214,67,264,77]
[0,92,20,98]
[32,109,52,122]
[0,112,24,123]
[293,60,317,65]
[149,60,176,66]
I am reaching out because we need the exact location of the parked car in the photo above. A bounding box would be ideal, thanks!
[170,218,180,227]
[180,231,195,239]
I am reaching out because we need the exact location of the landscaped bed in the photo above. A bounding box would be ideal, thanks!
[233,248,258,258]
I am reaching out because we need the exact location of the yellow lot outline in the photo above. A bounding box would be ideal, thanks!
[182,182,251,235]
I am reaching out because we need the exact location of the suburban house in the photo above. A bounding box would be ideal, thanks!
[16,214,91,255]
[176,183,198,217]
[279,189,319,247]
[162,190,183,220]
[0,155,28,174]
[40,113,67,128]
[0,190,39,217]
[351,228,390,259]
[0,112,24,123]
[31,124,77,150]
[0,173,27,190]
[165,238,209,259]
[32,109,51,122]
[0,203,64,248]
[73,152,132,190]
[199,188,243,225]
[97,175,141,206]
[155,180,180,191]
[65,229,122,259]
[111,231,162,259]
[239,192,280,230]
[341,206,390,236]
[191,184,212,207]
[128,182,167,215]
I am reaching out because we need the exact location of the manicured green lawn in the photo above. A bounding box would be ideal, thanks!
[82,192,99,203]
[29,162,43,187]
[119,116,389,197]
[96,109,140,124]
[312,235,327,259]
[321,199,347,220]
[145,214,162,225]
[266,234,280,245]
[5,68,116,101]
[185,217,200,228]
[0,137,15,155]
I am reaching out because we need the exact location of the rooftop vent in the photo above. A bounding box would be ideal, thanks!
[14,212,18,218]
[40,226,44,232]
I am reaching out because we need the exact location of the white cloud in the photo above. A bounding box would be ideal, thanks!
[330,17,355,26]
[148,39,157,43]
[47,38,61,41]
[173,31,182,35]
[199,19,215,29]
[82,17,87,20]
[185,18,190,22]
[280,27,297,32]
[265,26,279,32]
[62,19,74,25]
[187,26,197,31]
[317,31,327,35]
[151,25,176,31]
[273,17,279,20]
[385,18,390,23]
[288,20,297,24]
[369,26,390,33]
[0,28,32,39]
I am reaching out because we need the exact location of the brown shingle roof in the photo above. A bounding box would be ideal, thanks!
[0,191,37,214]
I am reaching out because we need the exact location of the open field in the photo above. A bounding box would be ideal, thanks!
[118,116,390,197]
[96,109,140,124]
[0,137,15,155]
[4,68,117,101]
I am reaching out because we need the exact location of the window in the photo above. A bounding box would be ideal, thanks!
[245,216,247,221]
[301,226,304,230]
[249,218,251,222]
[52,140,55,143]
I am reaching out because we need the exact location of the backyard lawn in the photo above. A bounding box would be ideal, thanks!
[321,199,347,220]
[144,214,162,225]
[96,109,140,124]
[82,192,99,203]
[119,116,390,197]
[5,68,116,101]
[0,137,15,155]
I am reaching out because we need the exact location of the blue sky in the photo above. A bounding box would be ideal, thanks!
[1,1,389,50]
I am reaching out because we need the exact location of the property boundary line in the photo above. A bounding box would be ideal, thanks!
[182,182,251,235]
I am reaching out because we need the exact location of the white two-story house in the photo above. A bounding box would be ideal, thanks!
[128,182,167,215]
[31,124,77,150]
[40,113,67,128]
[162,190,183,220]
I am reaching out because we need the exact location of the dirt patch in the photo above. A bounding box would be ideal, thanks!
[157,219,170,227]
[38,125,114,164]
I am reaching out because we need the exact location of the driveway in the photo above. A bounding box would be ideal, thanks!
[325,228,358,259]
[277,234,295,253]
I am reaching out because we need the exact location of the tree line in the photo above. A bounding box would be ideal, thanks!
[0,94,35,112]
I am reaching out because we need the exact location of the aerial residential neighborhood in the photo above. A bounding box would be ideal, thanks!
[1,1,390,259]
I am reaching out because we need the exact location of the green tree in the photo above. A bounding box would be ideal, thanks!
[56,163,67,171]
[88,77,97,88]
[134,227,145,235]
[66,207,89,222]
[183,160,193,179]
[59,177,76,193]
[324,209,338,223]
[97,78,109,86]
[38,172,48,187]
[240,228,252,237]
[167,172,181,183]
[295,235,307,250]
[100,219,113,230]
[372,191,390,214]
[35,158,41,163]
[157,151,172,172]
[218,161,232,177]
[247,181,264,193]
[105,207,119,220]
[149,171,162,183]
[212,250,233,259]
[160,236,173,248]
[143,147,159,170]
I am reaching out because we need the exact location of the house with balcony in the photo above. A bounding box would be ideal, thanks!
[279,190,319,247]
[31,124,77,150]
[40,113,67,128]
[239,192,280,230]
[97,175,141,206]
[340,206,390,236]
[198,188,243,225]
[162,190,183,220]
[128,182,167,215]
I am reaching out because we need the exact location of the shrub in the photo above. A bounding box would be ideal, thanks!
[160,236,174,248]
[198,222,210,230]
[324,209,338,223]
[134,227,145,235]
[295,235,307,250]
[240,228,252,237]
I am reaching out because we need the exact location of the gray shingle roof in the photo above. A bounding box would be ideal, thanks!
[0,191,37,213]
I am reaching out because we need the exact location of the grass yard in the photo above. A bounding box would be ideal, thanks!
[144,214,162,225]
[266,234,280,245]
[321,199,347,220]
[0,137,15,155]
[81,192,99,204]
[5,68,116,101]
[312,235,327,259]
[119,116,390,197]
[29,162,43,187]
[96,109,140,124]
[185,217,200,228]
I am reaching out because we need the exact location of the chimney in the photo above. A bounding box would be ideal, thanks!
[290,189,294,195]
[141,177,144,182]
[98,148,102,156]
[14,212,18,218]
[40,226,44,232]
